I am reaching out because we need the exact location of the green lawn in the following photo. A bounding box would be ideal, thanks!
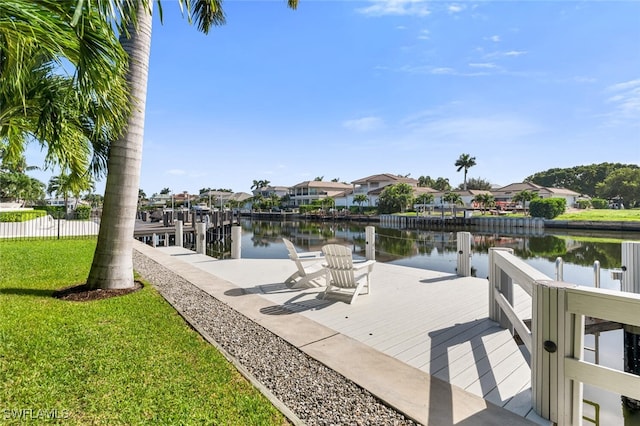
[0,240,287,425]
[555,209,640,222]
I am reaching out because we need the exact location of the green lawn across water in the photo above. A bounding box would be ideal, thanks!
[0,239,287,425]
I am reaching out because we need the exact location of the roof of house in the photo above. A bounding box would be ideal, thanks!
[493,182,580,196]
[351,173,418,185]
[291,181,352,190]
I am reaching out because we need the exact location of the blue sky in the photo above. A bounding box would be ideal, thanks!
[26,0,640,196]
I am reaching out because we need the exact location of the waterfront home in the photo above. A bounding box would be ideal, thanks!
[289,180,352,207]
[492,182,581,208]
[334,173,419,208]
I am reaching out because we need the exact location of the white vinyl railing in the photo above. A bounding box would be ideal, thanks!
[489,246,640,425]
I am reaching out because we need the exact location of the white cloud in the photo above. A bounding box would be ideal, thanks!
[504,50,526,57]
[167,169,187,176]
[417,29,430,40]
[343,116,385,132]
[356,0,430,17]
[573,76,596,84]
[404,115,541,143]
[431,67,455,75]
[448,4,464,13]
[468,62,497,69]
[604,79,640,125]
[489,35,501,42]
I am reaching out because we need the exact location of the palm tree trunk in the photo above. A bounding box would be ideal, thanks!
[87,2,152,289]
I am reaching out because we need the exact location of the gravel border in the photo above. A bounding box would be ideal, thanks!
[133,250,418,426]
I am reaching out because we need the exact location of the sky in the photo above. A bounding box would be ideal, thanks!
[25,0,640,197]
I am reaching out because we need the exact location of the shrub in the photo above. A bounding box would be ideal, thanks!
[591,198,608,209]
[33,205,66,218]
[576,199,591,209]
[529,198,566,219]
[74,205,92,220]
[299,205,320,214]
[0,210,47,222]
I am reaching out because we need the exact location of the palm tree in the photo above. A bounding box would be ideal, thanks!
[353,194,368,213]
[415,193,435,215]
[473,193,495,215]
[442,191,463,216]
[48,172,94,214]
[90,1,300,290]
[455,153,477,191]
[512,190,538,215]
[0,1,129,183]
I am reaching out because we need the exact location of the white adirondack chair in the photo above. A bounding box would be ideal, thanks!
[282,238,325,288]
[321,244,375,304]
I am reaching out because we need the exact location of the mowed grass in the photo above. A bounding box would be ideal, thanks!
[0,239,288,425]
[555,209,640,222]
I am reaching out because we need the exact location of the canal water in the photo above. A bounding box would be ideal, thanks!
[215,218,640,425]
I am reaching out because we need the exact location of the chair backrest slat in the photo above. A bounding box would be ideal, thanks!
[322,244,357,288]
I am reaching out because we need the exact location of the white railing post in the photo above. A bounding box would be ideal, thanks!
[531,279,582,425]
[195,222,206,254]
[593,260,600,288]
[621,241,640,294]
[231,225,242,259]
[621,241,640,409]
[555,257,564,281]
[488,247,513,327]
[175,220,183,247]
[456,231,472,276]
[365,226,375,261]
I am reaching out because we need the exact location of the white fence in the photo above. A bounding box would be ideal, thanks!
[489,245,640,425]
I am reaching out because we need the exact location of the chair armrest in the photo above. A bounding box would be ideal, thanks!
[297,251,323,260]
[352,260,375,271]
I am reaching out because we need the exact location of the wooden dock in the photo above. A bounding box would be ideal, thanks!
[150,245,548,425]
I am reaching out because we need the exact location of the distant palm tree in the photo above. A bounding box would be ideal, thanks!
[473,193,495,215]
[353,194,368,213]
[512,190,538,215]
[455,153,477,191]
[442,191,463,216]
[415,193,434,215]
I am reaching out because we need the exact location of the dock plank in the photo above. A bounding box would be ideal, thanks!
[154,247,540,423]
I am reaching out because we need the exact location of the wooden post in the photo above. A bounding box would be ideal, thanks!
[456,231,472,277]
[531,279,582,425]
[621,241,640,293]
[621,241,640,410]
[231,225,241,259]
[488,247,514,328]
[365,226,375,260]
[195,222,206,254]
[175,220,183,248]
[555,257,564,281]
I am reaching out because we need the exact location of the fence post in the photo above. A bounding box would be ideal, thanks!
[175,220,183,247]
[456,231,472,276]
[621,241,640,294]
[555,257,564,281]
[488,247,513,328]
[195,222,206,254]
[231,225,241,259]
[365,226,375,261]
[531,279,582,425]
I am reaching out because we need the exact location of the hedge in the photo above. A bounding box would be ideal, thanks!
[529,198,566,219]
[0,210,47,222]
[591,198,608,209]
